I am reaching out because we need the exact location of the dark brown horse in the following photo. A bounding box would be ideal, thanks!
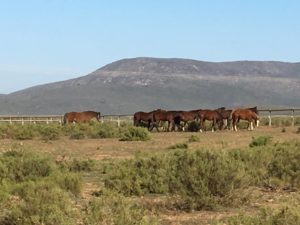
[231,107,259,131]
[133,111,153,129]
[215,107,233,130]
[198,109,223,132]
[63,111,101,124]
[152,110,183,132]
[175,109,201,131]
[133,109,163,130]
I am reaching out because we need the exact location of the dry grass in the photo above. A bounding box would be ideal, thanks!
[1,126,298,159]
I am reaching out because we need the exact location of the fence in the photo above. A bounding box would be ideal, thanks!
[0,108,299,127]
[0,114,134,126]
[258,108,300,127]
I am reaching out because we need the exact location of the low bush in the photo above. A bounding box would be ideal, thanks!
[0,150,83,224]
[12,125,35,140]
[104,149,247,210]
[220,206,300,225]
[119,126,150,141]
[88,123,119,139]
[188,135,200,142]
[65,159,96,172]
[38,124,61,141]
[69,129,85,139]
[249,136,272,147]
[83,191,157,225]
[168,142,188,149]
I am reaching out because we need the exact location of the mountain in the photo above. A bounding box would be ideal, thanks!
[1,57,300,115]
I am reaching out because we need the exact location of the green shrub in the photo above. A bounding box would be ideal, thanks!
[69,129,85,139]
[0,150,55,183]
[249,136,272,147]
[168,142,188,149]
[13,125,35,140]
[2,181,80,225]
[267,144,300,189]
[84,191,157,225]
[89,123,119,139]
[39,125,61,141]
[220,206,300,225]
[0,150,83,224]
[104,155,169,196]
[119,126,150,141]
[65,159,96,172]
[188,135,200,142]
[104,149,248,210]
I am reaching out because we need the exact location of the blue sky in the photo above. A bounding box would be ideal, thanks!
[1,0,299,94]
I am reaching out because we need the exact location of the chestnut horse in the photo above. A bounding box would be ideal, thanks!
[231,107,259,131]
[198,109,223,132]
[63,111,101,124]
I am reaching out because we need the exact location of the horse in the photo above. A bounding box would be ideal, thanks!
[198,109,223,132]
[175,109,201,131]
[215,107,233,130]
[63,111,101,124]
[231,107,259,131]
[133,109,162,130]
[152,110,183,132]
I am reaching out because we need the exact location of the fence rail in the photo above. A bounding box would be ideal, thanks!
[0,108,299,127]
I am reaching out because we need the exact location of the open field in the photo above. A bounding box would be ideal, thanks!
[0,124,299,224]
[1,126,299,159]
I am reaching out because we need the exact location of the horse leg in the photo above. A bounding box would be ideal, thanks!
[247,120,253,131]
[199,119,204,132]
[233,117,238,131]
[211,119,215,132]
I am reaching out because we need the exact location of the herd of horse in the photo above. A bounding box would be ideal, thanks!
[63,106,259,132]
[133,107,259,132]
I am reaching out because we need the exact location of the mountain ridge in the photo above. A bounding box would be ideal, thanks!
[0,57,299,115]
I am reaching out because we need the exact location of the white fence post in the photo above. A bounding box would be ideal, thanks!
[268,110,272,127]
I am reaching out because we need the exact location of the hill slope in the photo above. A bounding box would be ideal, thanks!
[1,57,300,115]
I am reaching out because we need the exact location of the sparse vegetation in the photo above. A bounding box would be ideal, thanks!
[249,136,272,147]
[0,124,300,224]
[168,142,188,149]
[119,126,150,141]
[188,134,200,142]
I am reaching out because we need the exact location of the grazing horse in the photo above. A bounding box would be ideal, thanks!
[152,110,183,132]
[231,107,259,131]
[198,109,223,132]
[133,109,162,130]
[215,107,233,130]
[63,111,101,124]
[175,109,201,131]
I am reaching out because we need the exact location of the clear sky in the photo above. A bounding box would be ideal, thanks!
[1,0,299,94]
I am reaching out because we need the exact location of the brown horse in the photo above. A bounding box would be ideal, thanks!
[198,109,223,132]
[175,109,201,131]
[215,107,233,130]
[63,111,101,124]
[231,107,259,131]
[133,109,163,130]
[152,110,183,132]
